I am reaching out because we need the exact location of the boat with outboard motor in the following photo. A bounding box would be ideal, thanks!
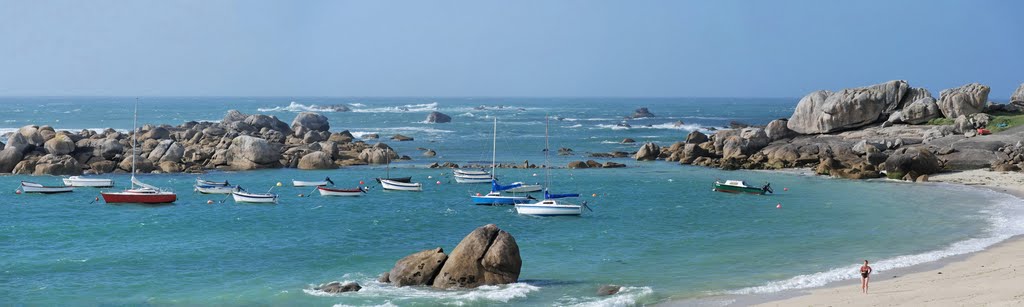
[712,180,773,195]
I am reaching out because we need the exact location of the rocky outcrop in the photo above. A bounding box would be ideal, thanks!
[717,127,770,159]
[227,136,281,170]
[391,134,414,141]
[433,224,521,289]
[384,248,448,286]
[883,147,940,180]
[314,281,361,293]
[297,151,336,169]
[634,142,660,160]
[358,145,398,164]
[630,107,655,118]
[899,97,941,124]
[787,80,909,134]
[937,83,990,119]
[685,131,708,144]
[33,154,82,175]
[425,112,452,123]
[765,119,794,141]
[291,112,330,137]
[1012,83,1024,107]
[43,134,75,155]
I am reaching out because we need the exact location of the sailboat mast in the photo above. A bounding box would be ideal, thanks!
[491,117,497,179]
[131,98,138,189]
[544,115,550,190]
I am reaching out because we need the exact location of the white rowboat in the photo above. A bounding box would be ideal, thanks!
[380,179,422,191]
[19,181,74,194]
[194,184,236,194]
[293,177,334,187]
[62,176,114,188]
[232,188,279,203]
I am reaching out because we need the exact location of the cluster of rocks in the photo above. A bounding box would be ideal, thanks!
[377,224,522,289]
[635,81,1024,181]
[567,160,626,169]
[0,110,406,175]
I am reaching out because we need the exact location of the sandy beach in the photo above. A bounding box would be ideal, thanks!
[753,169,1024,306]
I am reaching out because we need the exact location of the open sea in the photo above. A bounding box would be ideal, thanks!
[2,97,1023,306]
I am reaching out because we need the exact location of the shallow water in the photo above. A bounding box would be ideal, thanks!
[1,98,1020,306]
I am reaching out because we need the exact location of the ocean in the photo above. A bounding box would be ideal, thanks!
[1,97,1022,306]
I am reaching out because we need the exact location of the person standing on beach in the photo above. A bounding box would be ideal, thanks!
[860,260,873,294]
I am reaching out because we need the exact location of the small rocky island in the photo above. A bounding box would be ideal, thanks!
[638,81,1024,181]
[0,110,404,175]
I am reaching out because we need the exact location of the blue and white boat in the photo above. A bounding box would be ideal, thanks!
[232,186,279,204]
[515,191,589,216]
[194,178,235,194]
[471,180,531,205]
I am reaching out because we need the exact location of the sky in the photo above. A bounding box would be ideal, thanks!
[1,0,1022,98]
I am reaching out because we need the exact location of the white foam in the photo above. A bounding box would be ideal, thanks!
[347,127,454,139]
[351,102,439,113]
[349,103,367,107]
[730,186,1024,295]
[563,117,619,122]
[304,278,539,305]
[258,101,352,113]
[564,286,654,307]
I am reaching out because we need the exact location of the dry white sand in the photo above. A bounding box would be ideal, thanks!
[754,169,1024,306]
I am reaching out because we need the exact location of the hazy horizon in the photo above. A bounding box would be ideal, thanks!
[2,0,1022,98]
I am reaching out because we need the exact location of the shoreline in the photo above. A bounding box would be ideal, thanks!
[660,169,1024,306]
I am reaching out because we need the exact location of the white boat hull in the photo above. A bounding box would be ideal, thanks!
[20,182,74,194]
[293,180,330,187]
[62,176,114,188]
[380,179,422,191]
[515,200,582,216]
[194,185,235,194]
[505,183,542,193]
[318,187,364,197]
[232,192,278,203]
[454,176,492,184]
[454,169,489,176]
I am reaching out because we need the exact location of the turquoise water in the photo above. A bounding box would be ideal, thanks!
[1,98,1021,306]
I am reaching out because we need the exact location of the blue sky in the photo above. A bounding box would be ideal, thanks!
[1,0,1021,98]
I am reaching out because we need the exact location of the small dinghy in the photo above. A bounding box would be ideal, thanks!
[232,186,279,204]
[293,177,334,187]
[194,178,234,194]
[504,182,542,193]
[712,180,773,195]
[318,186,367,197]
[380,179,422,191]
[19,181,75,194]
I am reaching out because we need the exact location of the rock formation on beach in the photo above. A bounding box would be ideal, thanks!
[377,224,522,289]
[0,110,404,175]
[640,80,1024,181]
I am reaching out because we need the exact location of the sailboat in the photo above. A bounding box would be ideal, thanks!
[515,116,591,216]
[101,100,177,204]
[470,118,530,205]
[377,148,422,191]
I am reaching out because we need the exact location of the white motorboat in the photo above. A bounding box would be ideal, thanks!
[293,177,334,187]
[380,179,422,191]
[454,173,493,184]
[62,176,114,188]
[504,182,542,193]
[318,186,366,196]
[196,178,229,186]
[515,198,583,216]
[232,187,279,203]
[19,181,74,194]
[454,169,489,176]
[194,184,236,194]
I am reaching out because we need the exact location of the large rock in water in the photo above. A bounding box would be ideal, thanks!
[17,125,45,147]
[297,151,336,169]
[1011,83,1024,107]
[787,80,909,134]
[685,131,708,144]
[118,154,155,173]
[291,112,330,137]
[33,154,82,175]
[43,134,75,155]
[899,97,941,124]
[425,111,452,123]
[630,107,655,118]
[0,148,25,173]
[937,83,990,119]
[386,247,448,286]
[227,135,281,170]
[634,142,660,160]
[433,224,522,289]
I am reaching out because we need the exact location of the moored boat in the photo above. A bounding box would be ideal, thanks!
[196,178,229,186]
[101,100,177,204]
[194,184,236,194]
[19,181,74,194]
[293,177,334,187]
[515,191,590,216]
[374,177,411,183]
[712,180,773,195]
[504,182,542,193]
[62,176,114,188]
[318,186,366,197]
[454,169,489,176]
[471,180,530,205]
[232,186,279,203]
[454,173,493,184]
[380,179,423,191]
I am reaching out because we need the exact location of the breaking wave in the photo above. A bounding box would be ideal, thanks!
[258,101,353,113]
[351,102,438,113]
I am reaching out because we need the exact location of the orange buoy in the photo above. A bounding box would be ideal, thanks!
[95,197,99,201]
[359,180,365,185]
[776,203,782,209]
[592,193,597,197]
